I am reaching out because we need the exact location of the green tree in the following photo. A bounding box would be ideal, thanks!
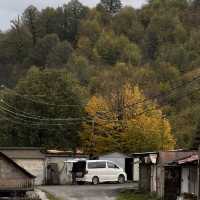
[0,67,86,149]
[28,34,59,67]
[63,0,89,43]
[38,7,59,37]
[144,12,187,60]
[79,19,101,44]
[156,44,190,71]
[192,120,200,149]
[99,0,122,15]
[95,32,141,65]
[0,18,33,65]
[22,5,40,45]
[67,55,94,85]
[112,7,144,44]
[46,41,73,68]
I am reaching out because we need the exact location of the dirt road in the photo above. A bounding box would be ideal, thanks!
[41,183,136,200]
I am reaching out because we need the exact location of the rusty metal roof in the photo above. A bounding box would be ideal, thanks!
[169,154,199,165]
[131,150,198,166]
[177,154,198,164]
[158,150,197,165]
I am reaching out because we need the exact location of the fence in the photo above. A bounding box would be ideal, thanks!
[0,179,34,191]
[0,197,41,200]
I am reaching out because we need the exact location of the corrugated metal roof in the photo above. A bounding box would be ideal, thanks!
[159,150,197,165]
[131,150,198,165]
[177,154,198,164]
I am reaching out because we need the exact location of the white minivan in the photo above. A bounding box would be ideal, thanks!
[72,160,127,185]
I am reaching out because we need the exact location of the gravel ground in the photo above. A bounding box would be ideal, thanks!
[40,183,137,200]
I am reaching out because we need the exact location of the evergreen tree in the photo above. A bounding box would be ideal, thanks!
[100,0,122,15]
[192,121,200,149]
[23,5,40,45]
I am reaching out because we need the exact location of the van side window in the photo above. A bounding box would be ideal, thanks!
[88,162,106,169]
[107,162,118,168]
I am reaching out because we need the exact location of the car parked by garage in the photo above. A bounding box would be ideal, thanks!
[72,160,127,185]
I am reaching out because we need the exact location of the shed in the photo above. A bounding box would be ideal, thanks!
[132,150,197,200]
[0,147,46,185]
[0,152,35,196]
[171,154,199,199]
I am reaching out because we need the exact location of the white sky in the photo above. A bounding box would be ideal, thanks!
[0,0,147,31]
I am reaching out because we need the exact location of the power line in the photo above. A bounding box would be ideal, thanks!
[133,87,200,118]
[0,108,88,128]
[0,99,44,118]
[85,86,200,128]
[0,99,87,122]
[1,86,85,107]
[94,72,200,117]
[0,116,62,130]
[124,73,200,110]
[0,108,66,126]
[0,102,92,128]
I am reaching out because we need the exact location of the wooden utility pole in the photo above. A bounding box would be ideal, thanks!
[89,118,95,159]
[198,146,200,200]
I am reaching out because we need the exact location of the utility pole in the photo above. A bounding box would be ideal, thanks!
[89,117,95,159]
[92,117,95,148]
[198,146,200,200]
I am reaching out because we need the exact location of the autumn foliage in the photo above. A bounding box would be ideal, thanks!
[81,84,175,155]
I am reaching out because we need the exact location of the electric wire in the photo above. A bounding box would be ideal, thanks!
[2,86,85,107]
[1,70,200,127]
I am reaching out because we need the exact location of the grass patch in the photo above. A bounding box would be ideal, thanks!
[117,190,160,200]
[44,191,61,200]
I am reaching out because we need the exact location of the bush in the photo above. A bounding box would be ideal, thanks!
[117,190,160,200]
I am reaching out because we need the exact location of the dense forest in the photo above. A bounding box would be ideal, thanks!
[0,0,200,154]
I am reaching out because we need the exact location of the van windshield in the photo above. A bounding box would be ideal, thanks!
[88,162,106,169]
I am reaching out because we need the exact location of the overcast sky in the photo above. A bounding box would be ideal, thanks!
[0,0,147,31]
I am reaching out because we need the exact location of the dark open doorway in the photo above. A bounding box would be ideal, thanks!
[125,158,133,181]
[47,163,60,185]
[164,167,181,200]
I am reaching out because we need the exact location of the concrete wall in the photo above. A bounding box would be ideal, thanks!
[133,158,139,182]
[181,167,189,193]
[188,166,198,195]
[14,159,45,185]
[46,157,74,185]
[151,165,157,193]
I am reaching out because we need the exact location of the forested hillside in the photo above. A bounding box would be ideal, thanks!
[0,0,200,153]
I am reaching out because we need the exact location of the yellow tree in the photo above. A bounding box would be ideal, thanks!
[81,84,175,155]
[81,96,119,156]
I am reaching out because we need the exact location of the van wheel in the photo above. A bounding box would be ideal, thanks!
[118,175,125,184]
[92,176,99,185]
